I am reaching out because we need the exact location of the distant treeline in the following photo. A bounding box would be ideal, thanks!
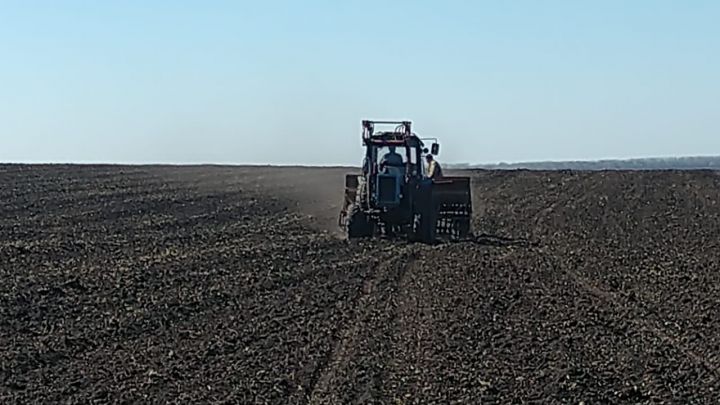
[448,156,720,171]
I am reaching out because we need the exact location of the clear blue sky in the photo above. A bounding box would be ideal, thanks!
[1,0,718,165]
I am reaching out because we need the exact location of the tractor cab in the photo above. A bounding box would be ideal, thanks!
[361,120,432,208]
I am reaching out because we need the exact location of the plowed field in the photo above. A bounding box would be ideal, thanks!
[2,164,720,403]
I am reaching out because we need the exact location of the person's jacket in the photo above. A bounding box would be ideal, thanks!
[380,152,404,168]
[427,160,443,179]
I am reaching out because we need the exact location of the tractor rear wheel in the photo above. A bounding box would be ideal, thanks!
[419,209,437,244]
[411,208,436,244]
[347,204,374,238]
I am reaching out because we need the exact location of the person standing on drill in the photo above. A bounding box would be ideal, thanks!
[425,154,443,180]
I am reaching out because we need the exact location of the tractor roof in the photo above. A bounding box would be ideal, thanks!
[361,120,425,148]
[365,131,424,148]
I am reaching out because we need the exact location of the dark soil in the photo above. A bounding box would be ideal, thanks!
[2,164,720,403]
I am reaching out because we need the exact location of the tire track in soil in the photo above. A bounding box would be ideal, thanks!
[305,244,418,405]
[0,167,361,404]
[559,262,720,386]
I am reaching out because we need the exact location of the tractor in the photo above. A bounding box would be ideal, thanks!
[338,120,472,243]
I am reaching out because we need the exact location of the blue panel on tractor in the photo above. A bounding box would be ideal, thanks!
[376,174,401,206]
